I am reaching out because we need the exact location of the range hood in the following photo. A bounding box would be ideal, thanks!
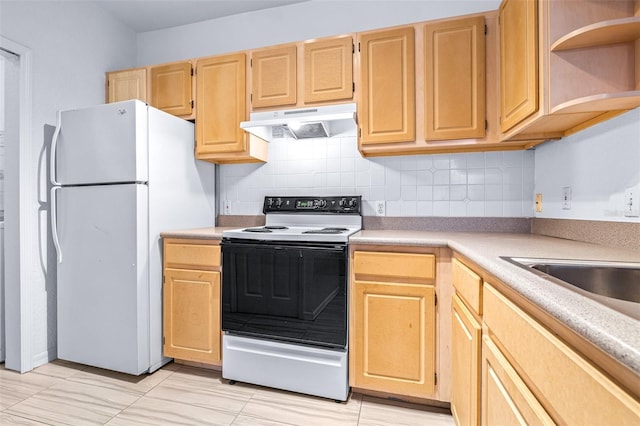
[240,103,357,141]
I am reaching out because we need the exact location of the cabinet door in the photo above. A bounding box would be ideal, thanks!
[358,27,416,145]
[150,61,193,117]
[163,268,221,364]
[106,68,147,103]
[482,334,554,426]
[499,0,538,132]
[451,294,482,426]
[352,280,435,397]
[303,36,353,103]
[425,16,485,140]
[196,53,247,156]
[251,45,297,108]
[484,282,640,424]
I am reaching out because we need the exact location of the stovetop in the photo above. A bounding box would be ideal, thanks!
[222,196,362,243]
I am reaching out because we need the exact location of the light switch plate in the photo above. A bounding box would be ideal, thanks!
[562,187,571,210]
[624,188,639,217]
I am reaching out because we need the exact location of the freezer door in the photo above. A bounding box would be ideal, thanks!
[56,184,150,375]
[54,100,148,185]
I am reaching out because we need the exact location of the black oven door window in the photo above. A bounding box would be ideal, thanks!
[222,240,348,349]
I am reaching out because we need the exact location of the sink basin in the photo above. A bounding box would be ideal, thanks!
[501,257,640,320]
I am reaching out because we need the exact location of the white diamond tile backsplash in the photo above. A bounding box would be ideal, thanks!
[219,136,535,217]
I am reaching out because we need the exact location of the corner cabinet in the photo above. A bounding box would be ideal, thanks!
[350,249,436,398]
[105,67,147,104]
[500,0,640,141]
[498,0,538,134]
[150,60,195,119]
[195,53,267,164]
[163,238,221,365]
[357,26,416,146]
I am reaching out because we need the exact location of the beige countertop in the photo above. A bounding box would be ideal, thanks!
[161,226,640,377]
[160,226,233,239]
[351,230,640,378]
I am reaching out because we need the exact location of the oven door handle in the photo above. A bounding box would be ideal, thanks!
[223,241,346,253]
[270,244,345,251]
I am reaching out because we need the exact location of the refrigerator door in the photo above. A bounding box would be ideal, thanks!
[53,100,149,185]
[56,183,150,375]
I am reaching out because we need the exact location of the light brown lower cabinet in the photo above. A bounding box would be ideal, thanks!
[350,250,437,398]
[162,238,221,365]
[481,333,554,426]
[451,256,640,426]
[451,293,481,426]
[483,282,640,425]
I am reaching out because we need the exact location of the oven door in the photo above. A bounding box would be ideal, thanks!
[221,238,348,349]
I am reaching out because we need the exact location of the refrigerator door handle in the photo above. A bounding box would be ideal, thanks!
[50,186,63,263]
[50,110,61,186]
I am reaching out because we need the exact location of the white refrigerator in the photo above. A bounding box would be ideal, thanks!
[50,100,215,375]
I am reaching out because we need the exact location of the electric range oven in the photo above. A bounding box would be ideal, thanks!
[221,196,362,401]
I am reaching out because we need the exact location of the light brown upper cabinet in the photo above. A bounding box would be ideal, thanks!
[105,67,147,104]
[356,13,541,158]
[195,53,267,164]
[251,45,297,108]
[499,0,538,133]
[303,35,354,103]
[150,60,195,119]
[425,15,486,140]
[499,0,640,141]
[358,26,416,145]
[358,27,416,145]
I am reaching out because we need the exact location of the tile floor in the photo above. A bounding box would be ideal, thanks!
[0,360,454,425]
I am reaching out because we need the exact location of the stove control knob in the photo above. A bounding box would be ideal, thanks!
[339,198,348,208]
[267,198,274,208]
[348,198,358,208]
[274,198,283,208]
[315,199,327,208]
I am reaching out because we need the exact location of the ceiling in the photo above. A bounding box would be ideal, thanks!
[93,0,310,32]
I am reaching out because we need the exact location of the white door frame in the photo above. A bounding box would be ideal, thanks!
[1,35,34,373]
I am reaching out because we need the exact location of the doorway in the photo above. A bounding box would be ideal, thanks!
[0,49,19,362]
[0,36,33,372]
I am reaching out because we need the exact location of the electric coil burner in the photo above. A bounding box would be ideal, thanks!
[221,196,362,401]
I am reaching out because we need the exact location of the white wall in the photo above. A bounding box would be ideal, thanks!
[137,0,501,65]
[0,1,137,369]
[534,109,640,223]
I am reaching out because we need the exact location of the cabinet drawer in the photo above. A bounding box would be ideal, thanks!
[483,283,640,425]
[354,251,435,282]
[452,258,482,314]
[482,333,554,426]
[164,239,221,270]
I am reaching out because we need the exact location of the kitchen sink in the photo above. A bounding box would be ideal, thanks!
[501,257,640,320]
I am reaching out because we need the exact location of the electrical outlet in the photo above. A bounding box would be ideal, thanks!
[375,200,386,216]
[535,193,542,213]
[223,200,232,215]
[562,187,571,210]
[624,188,639,217]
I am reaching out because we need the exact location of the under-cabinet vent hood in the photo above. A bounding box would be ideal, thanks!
[240,103,357,141]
